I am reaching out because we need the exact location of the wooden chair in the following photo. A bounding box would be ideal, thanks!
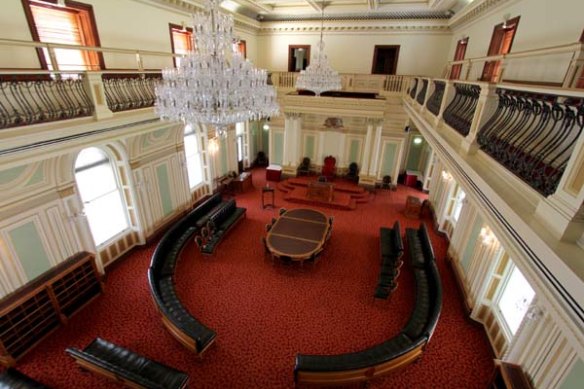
[279,208,287,216]
[194,235,203,250]
[265,224,272,232]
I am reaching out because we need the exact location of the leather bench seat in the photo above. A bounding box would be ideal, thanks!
[403,270,430,339]
[296,222,442,385]
[66,338,189,389]
[295,334,422,372]
[0,369,49,389]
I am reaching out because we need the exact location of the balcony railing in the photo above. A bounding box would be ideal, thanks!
[102,73,161,112]
[427,80,445,116]
[269,71,409,95]
[0,73,93,129]
[416,79,428,105]
[444,41,584,88]
[477,89,584,196]
[407,75,584,200]
[442,83,480,137]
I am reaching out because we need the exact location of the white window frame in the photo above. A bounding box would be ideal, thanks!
[493,262,536,340]
[74,147,130,247]
[184,125,204,190]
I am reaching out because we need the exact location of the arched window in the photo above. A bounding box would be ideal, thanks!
[75,147,129,246]
[184,125,204,188]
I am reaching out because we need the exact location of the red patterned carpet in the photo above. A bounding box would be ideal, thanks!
[14,168,494,388]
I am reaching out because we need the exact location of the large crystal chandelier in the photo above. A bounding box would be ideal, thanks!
[295,1,341,96]
[155,0,279,137]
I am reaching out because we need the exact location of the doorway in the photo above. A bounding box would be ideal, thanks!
[371,45,400,75]
[481,16,520,82]
[288,45,311,72]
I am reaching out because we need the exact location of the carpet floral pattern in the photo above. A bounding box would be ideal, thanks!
[14,168,494,388]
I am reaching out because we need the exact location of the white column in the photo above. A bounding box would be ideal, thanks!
[368,120,383,176]
[361,121,374,174]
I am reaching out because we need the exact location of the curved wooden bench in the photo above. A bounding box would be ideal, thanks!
[295,223,442,385]
[148,194,245,356]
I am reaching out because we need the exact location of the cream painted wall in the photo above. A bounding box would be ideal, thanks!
[448,0,584,83]
[257,31,452,76]
[0,0,259,69]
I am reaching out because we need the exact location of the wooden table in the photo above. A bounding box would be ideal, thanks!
[262,186,275,208]
[232,172,253,193]
[266,208,329,262]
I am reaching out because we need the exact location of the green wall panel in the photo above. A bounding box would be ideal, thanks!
[304,136,315,160]
[262,127,270,155]
[26,164,44,186]
[561,358,584,389]
[349,140,360,164]
[9,221,51,281]
[406,137,425,171]
[220,138,228,175]
[272,132,284,165]
[156,164,174,216]
[461,215,483,273]
[380,143,397,177]
[0,166,26,185]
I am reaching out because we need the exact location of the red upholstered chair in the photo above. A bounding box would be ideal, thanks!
[321,156,336,180]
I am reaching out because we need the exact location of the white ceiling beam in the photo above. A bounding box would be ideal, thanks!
[305,0,323,12]
[232,0,274,13]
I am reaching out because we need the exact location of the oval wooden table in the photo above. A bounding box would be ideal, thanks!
[266,208,330,263]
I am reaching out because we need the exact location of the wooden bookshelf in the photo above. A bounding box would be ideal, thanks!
[0,252,102,367]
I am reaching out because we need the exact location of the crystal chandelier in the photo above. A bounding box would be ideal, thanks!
[295,1,341,96]
[155,0,279,138]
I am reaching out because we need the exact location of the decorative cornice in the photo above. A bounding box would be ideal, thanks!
[259,22,450,34]
[262,9,451,22]
[448,0,515,30]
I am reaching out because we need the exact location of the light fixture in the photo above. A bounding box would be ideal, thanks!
[208,138,219,155]
[263,123,270,131]
[295,0,341,96]
[516,297,543,321]
[441,171,453,181]
[413,137,423,145]
[155,0,279,139]
[479,226,495,246]
[502,13,513,30]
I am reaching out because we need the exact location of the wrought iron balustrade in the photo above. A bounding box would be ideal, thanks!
[0,74,93,129]
[416,79,428,105]
[409,78,418,99]
[477,90,584,196]
[442,83,481,136]
[427,81,445,116]
[102,73,161,112]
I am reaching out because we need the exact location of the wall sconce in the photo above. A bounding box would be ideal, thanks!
[208,138,219,155]
[516,297,543,321]
[413,137,423,145]
[263,123,270,131]
[479,226,495,246]
[441,171,453,181]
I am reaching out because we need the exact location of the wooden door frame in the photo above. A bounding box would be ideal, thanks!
[481,16,520,82]
[288,45,311,72]
[371,45,400,75]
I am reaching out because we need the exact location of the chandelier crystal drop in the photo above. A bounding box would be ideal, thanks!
[295,2,341,96]
[155,0,279,138]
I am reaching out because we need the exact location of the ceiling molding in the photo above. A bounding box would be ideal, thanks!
[448,0,515,29]
[259,19,451,34]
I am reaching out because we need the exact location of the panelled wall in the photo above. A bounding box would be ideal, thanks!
[427,153,584,389]
[0,119,220,299]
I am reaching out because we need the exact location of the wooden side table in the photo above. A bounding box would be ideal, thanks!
[233,172,253,193]
[404,195,422,218]
[262,186,275,208]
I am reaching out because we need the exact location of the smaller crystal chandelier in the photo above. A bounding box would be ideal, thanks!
[155,0,279,138]
[295,1,341,96]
